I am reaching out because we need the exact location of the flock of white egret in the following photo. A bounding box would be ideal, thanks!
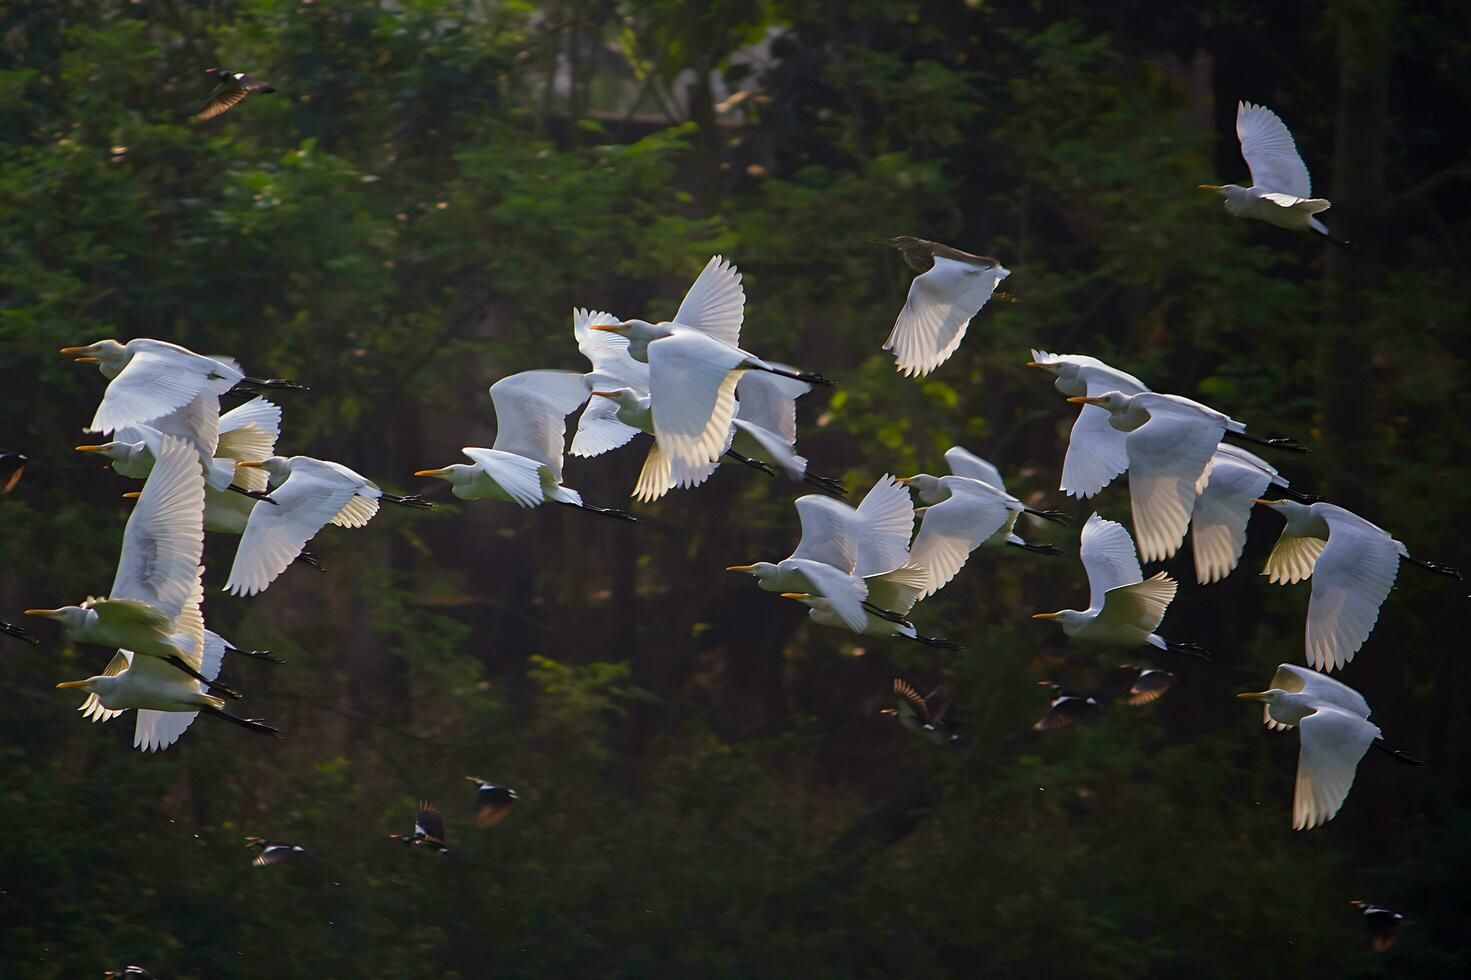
[3,99,1459,868]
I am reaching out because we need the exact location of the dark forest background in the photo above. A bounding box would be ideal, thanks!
[1,1,1468,976]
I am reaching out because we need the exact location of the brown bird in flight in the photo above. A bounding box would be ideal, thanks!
[192,68,274,121]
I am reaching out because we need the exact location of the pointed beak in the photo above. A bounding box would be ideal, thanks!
[58,346,94,355]
[895,476,912,485]
[726,565,755,572]
[122,491,141,499]
[779,592,811,600]
[55,680,89,689]
[464,776,481,783]
[1031,612,1060,620]
[1249,498,1282,506]
[590,391,617,399]
[234,460,266,469]
[1066,396,1107,405]
[74,445,108,453]
[1025,361,1050,369]
[1235,691,1269,701]
[1197,184,1224,191]
[73,357,101,364]
[414,468,450,477]
[590,324,627,333]
[24,609,60,618]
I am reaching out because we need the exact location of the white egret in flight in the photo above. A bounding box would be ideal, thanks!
[415,369,635,518]
[1252,499,1461,670]
[1187,443,1323,584]
[58,630,279,750]
[1031,514,1210,660]
[730,370,845,496]
[781,563,957,648]
[1199,101,1358,253]
[1025,350,1149,499]
[727,475,914,631]
[225,455,433,596]
[570,307,649,459]
[875,237,1010,378]
[1066,390,1306,563]
[26,436,235,693]
[1236,664,1419,830]
[60,337,303,437]
[591,255,833,473]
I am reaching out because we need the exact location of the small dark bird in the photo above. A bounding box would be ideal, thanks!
[1,619,39,646]
[466,776,519,829]
[103,968,157,979]
[388,800,449,854]
[880,677,961,743]
[246,836,317,867]
[1033,681,1102,731]
[191,68,274,122]
[1114,664,1176,706]
[1350,900,1406,952]
[0,450,26,494]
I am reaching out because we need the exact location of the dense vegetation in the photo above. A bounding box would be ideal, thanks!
[1,1,1467,976]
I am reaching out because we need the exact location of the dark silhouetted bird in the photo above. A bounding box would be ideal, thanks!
[466,777,519,829]
[247,836,317,867]
[388,800,449,854]
[104,968,157,979]
[1350,900,1406,952]
[1033,681,1102,730]
[880,677,960,743]
[192,68,274,121]
[1,619,38,646]
[0,450,25,494]
[1114,664,1176,705]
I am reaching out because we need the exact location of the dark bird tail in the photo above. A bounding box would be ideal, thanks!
[382,492,435,510]
[1372,740,1425,766]
[1227,429,1309,454]
[1403,554,1463,580]
[802,471,847,498]
[1024,508,1072,526]
[1007,541,1065,558]
[201,706,282,737]
[1164,639,1213,662]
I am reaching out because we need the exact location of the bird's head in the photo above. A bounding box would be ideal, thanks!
[896,473,945,502]
[74,440,136,465]
[204,67,231,80]
[25,605,90,632]
[1249,497,1310,521]
[245,836,271,848]
[726,561,779,586]
[1031,609,1085,629]
[779,591,818,609]
[1066,390,1132,414]
[592,318,663,357]
[1234,688,1287,705]
[235,456,290,481]
[414,462,473,485]
[59,339,127,371]
[55,674,104,694]
[590,387,640,409]
[870,235,919,250]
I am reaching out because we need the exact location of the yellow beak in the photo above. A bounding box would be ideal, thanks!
[55,680,90,689]
[590,391,617,399]
[74,445,108,453]
[414,468,450,477]
[590,325,626,333]
[74,356,101,364]
[895,477,913,485]
[1031,612,1060,620]
[1197,184,1224,191]
[234,460,266,469]
[1235,691,1269,701]
[24,609,61,618]
[1025,361,1050,369]
[1249,498,1283,506]
[1066,395,1107,405]
[779,592,812,600]
[726,565,755,572]
[122,491,141,499]
[59,346,94,355]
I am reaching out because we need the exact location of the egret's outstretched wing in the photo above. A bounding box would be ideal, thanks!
[884,257,1008,378]
[110,436,206,623]
[331,495,380,529]
[1263,531,1328,585]
[1293,707,1378,830]
[631,437,721,503]
[851,475,915,578]
[1304,509,1404,671]
[1189,445,1276,584]
[225,470,358,596]
[148,392,224,476]
[672,255,745,348]
[1237,101,1312,199]
[790,496,858,571]
[1078,513,1144,610]
[864,563,928,617]
[1125,402,1223,563]
[570,395,642,459]
[647,332,745,469]
[943,447,1006,491]
[736,371,808,445]
[489,370,590,481]
[731,420,807,479]
[908,487,1011,597]
[462,448,546,508]
[217,398,281,491]
[787,559,867,633]
[90,345,239,435]
[1096,572,1177,634]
